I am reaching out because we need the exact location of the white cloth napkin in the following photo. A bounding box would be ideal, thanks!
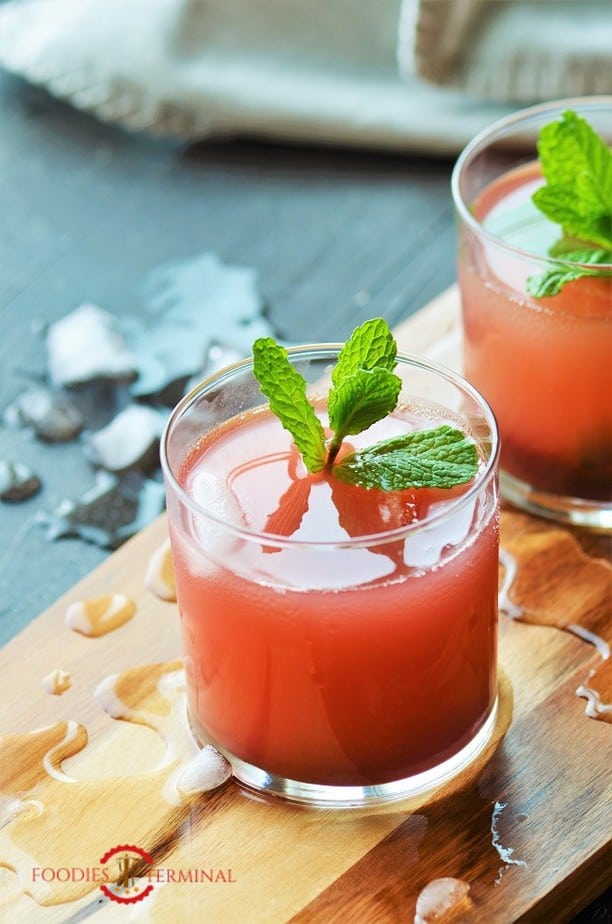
[400,0,612,101]
[0,0,609,154]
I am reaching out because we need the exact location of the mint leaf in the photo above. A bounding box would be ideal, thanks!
[328,367,401,447]
[252,338,326,473]
[333,425,478,490]
[532,187,612,249]
[331,317,397,385]
[533,109,612,248]
[527,249,612,297]
[327,317,401,462]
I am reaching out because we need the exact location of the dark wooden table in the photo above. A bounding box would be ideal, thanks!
[0,70,608,922]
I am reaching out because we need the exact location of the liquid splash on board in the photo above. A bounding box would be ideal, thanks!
[0,797,43,833]
[490,801,527,885]
[94,663,231,808]
[145,540,177,602]
[566,625,610,661]
[576,658,612,722]
[0,662,231,907]
[498,547,521,619]
[65,593,136,638]
[498,513,611,691]
[0,652,412,923]
[41,669,71,696]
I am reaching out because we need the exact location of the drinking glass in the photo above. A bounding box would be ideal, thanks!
[452,97,612,530]
[161,347,500,806]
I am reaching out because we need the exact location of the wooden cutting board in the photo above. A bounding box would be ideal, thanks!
[1,286,610,924]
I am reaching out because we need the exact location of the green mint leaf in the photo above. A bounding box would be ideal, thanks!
[532,187,612,249]
[533,109,612,248]
[333,425,478,490]
[252,338,326,473]
[526,249,612,297]
[327,318,401,461]
[328,367,402,447]
[331,317,397,386]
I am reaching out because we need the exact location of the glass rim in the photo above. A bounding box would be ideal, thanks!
[451,95,612,271]
[160,344,500,550]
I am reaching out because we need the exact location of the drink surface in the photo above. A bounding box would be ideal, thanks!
[460,161,612,500]
[184,402,479,545]
[171,404,498,786]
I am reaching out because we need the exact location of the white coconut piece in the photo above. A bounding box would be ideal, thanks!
[85,404,164,472]
[46,303,136,387]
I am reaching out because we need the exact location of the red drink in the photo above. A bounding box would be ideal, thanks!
[453,99,612,529]
[162,349,499,805]
[460,162,611,501]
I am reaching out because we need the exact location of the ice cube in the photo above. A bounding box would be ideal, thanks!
[173,470,245,577]
[176,745,232,797]
[402,498,475,570]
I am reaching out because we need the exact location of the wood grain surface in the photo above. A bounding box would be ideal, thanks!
[0,287,610,924]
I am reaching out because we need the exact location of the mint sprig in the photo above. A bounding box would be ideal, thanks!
[529,109,612,296]
[252,319,478,492]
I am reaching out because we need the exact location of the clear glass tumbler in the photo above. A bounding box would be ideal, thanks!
[452,97,612,531]
[161,347,500,807]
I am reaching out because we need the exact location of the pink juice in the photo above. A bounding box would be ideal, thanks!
[458,161,612,501]
[169,404,499,787]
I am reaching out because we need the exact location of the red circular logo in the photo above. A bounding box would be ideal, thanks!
[100,845,154,904]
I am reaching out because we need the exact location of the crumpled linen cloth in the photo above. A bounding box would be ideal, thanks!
[0,0,609,154]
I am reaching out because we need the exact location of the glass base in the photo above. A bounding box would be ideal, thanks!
[216,701,498,808]
[500,470,612,532]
